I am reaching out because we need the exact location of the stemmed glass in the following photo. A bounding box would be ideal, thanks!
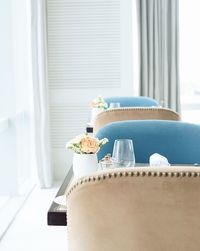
[112,139,135,167]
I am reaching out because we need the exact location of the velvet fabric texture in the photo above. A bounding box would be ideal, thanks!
[104,96,158,107]
[67,166,200,251]
[96,120,200,164]
[93,107,181,133]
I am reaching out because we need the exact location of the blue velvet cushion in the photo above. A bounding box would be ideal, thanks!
[96,120,200,164]
[104,96,158,107]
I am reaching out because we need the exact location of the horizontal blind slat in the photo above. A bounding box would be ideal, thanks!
[47,0,120,90]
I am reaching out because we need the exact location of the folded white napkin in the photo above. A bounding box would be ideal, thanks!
[149,153,170,167]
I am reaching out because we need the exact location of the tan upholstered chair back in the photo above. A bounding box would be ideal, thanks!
[67,166,200,251]
[93,107,181,133]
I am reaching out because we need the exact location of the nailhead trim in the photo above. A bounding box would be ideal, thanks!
[96,107,180,120]
[99,107,179,114]
[66,170,200,197]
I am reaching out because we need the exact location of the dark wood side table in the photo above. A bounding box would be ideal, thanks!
[47,167,73,226]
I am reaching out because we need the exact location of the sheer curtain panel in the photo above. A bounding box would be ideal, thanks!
[31,0,52,188]
[137,0,180,112]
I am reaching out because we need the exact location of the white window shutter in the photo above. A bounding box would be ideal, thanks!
[47,0,133,179]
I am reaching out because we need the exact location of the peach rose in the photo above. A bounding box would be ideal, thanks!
[80,137,99,153]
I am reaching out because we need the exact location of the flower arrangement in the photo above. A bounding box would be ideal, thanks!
[66,133,108,154]
[91,95,108,109]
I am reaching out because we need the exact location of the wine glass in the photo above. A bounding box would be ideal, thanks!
[112,139,135,167]
[109,102,120,108]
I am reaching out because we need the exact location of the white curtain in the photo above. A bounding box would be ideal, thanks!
[31,0,53,188]
[137,0,180,113]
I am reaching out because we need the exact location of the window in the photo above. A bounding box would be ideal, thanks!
[0,0,34,238]
[180,0,200,122]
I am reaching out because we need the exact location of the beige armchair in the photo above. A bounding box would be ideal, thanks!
[93,107,181,133]
[67,166,200,251]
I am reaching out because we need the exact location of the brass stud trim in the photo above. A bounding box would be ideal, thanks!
[66,170,200,197]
